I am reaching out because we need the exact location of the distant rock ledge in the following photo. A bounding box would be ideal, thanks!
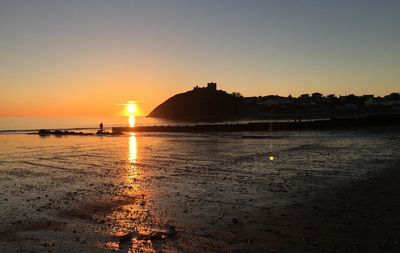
[37,129,93,136]
[33,129,121,136]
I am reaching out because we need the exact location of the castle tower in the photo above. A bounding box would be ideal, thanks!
[207,82,217,90]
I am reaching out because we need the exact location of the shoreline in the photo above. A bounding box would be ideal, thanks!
[113,114,400,133]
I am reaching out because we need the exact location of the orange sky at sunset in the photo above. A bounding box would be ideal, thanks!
[1,1,399,117]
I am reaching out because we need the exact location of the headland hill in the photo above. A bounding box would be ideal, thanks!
[111,82,400,133]
[148,82,400,121]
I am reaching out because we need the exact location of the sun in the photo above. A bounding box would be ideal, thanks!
[126,103,137,115]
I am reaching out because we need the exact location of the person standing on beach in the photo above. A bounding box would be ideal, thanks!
[99,122,103,132]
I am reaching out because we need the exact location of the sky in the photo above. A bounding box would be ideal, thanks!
[1,0,399,116]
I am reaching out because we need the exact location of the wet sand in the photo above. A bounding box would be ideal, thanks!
[248,159,400,252]
[0,128,399,252]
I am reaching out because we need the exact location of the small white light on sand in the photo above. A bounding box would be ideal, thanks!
[269,155,274,161]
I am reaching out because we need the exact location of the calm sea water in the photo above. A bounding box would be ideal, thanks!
[0,128,399,252]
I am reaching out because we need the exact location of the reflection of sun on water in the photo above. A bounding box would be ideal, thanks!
[129,115,135,127]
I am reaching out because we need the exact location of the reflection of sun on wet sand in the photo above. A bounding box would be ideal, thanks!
[104,132,144,247]
[129,133,137,163]
[101,132,178,252]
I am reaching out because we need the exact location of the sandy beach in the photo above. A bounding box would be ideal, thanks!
[0,127,399,252]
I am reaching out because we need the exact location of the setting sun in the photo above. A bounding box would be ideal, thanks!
[127,103,137,115]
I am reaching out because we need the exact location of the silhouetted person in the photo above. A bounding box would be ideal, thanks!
[99,122,103,133]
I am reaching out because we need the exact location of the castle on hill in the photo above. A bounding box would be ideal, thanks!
[193,82,217,91]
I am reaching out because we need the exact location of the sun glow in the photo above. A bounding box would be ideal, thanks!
[127,104,136,114]
[126,101,138,127]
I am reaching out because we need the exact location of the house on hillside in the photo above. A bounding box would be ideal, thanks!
[363,95,374,106]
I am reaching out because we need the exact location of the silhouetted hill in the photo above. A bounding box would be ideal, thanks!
[148,83,244,119]
[148,83,400,120]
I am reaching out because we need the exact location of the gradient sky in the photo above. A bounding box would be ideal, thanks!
[1,0,399,116]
